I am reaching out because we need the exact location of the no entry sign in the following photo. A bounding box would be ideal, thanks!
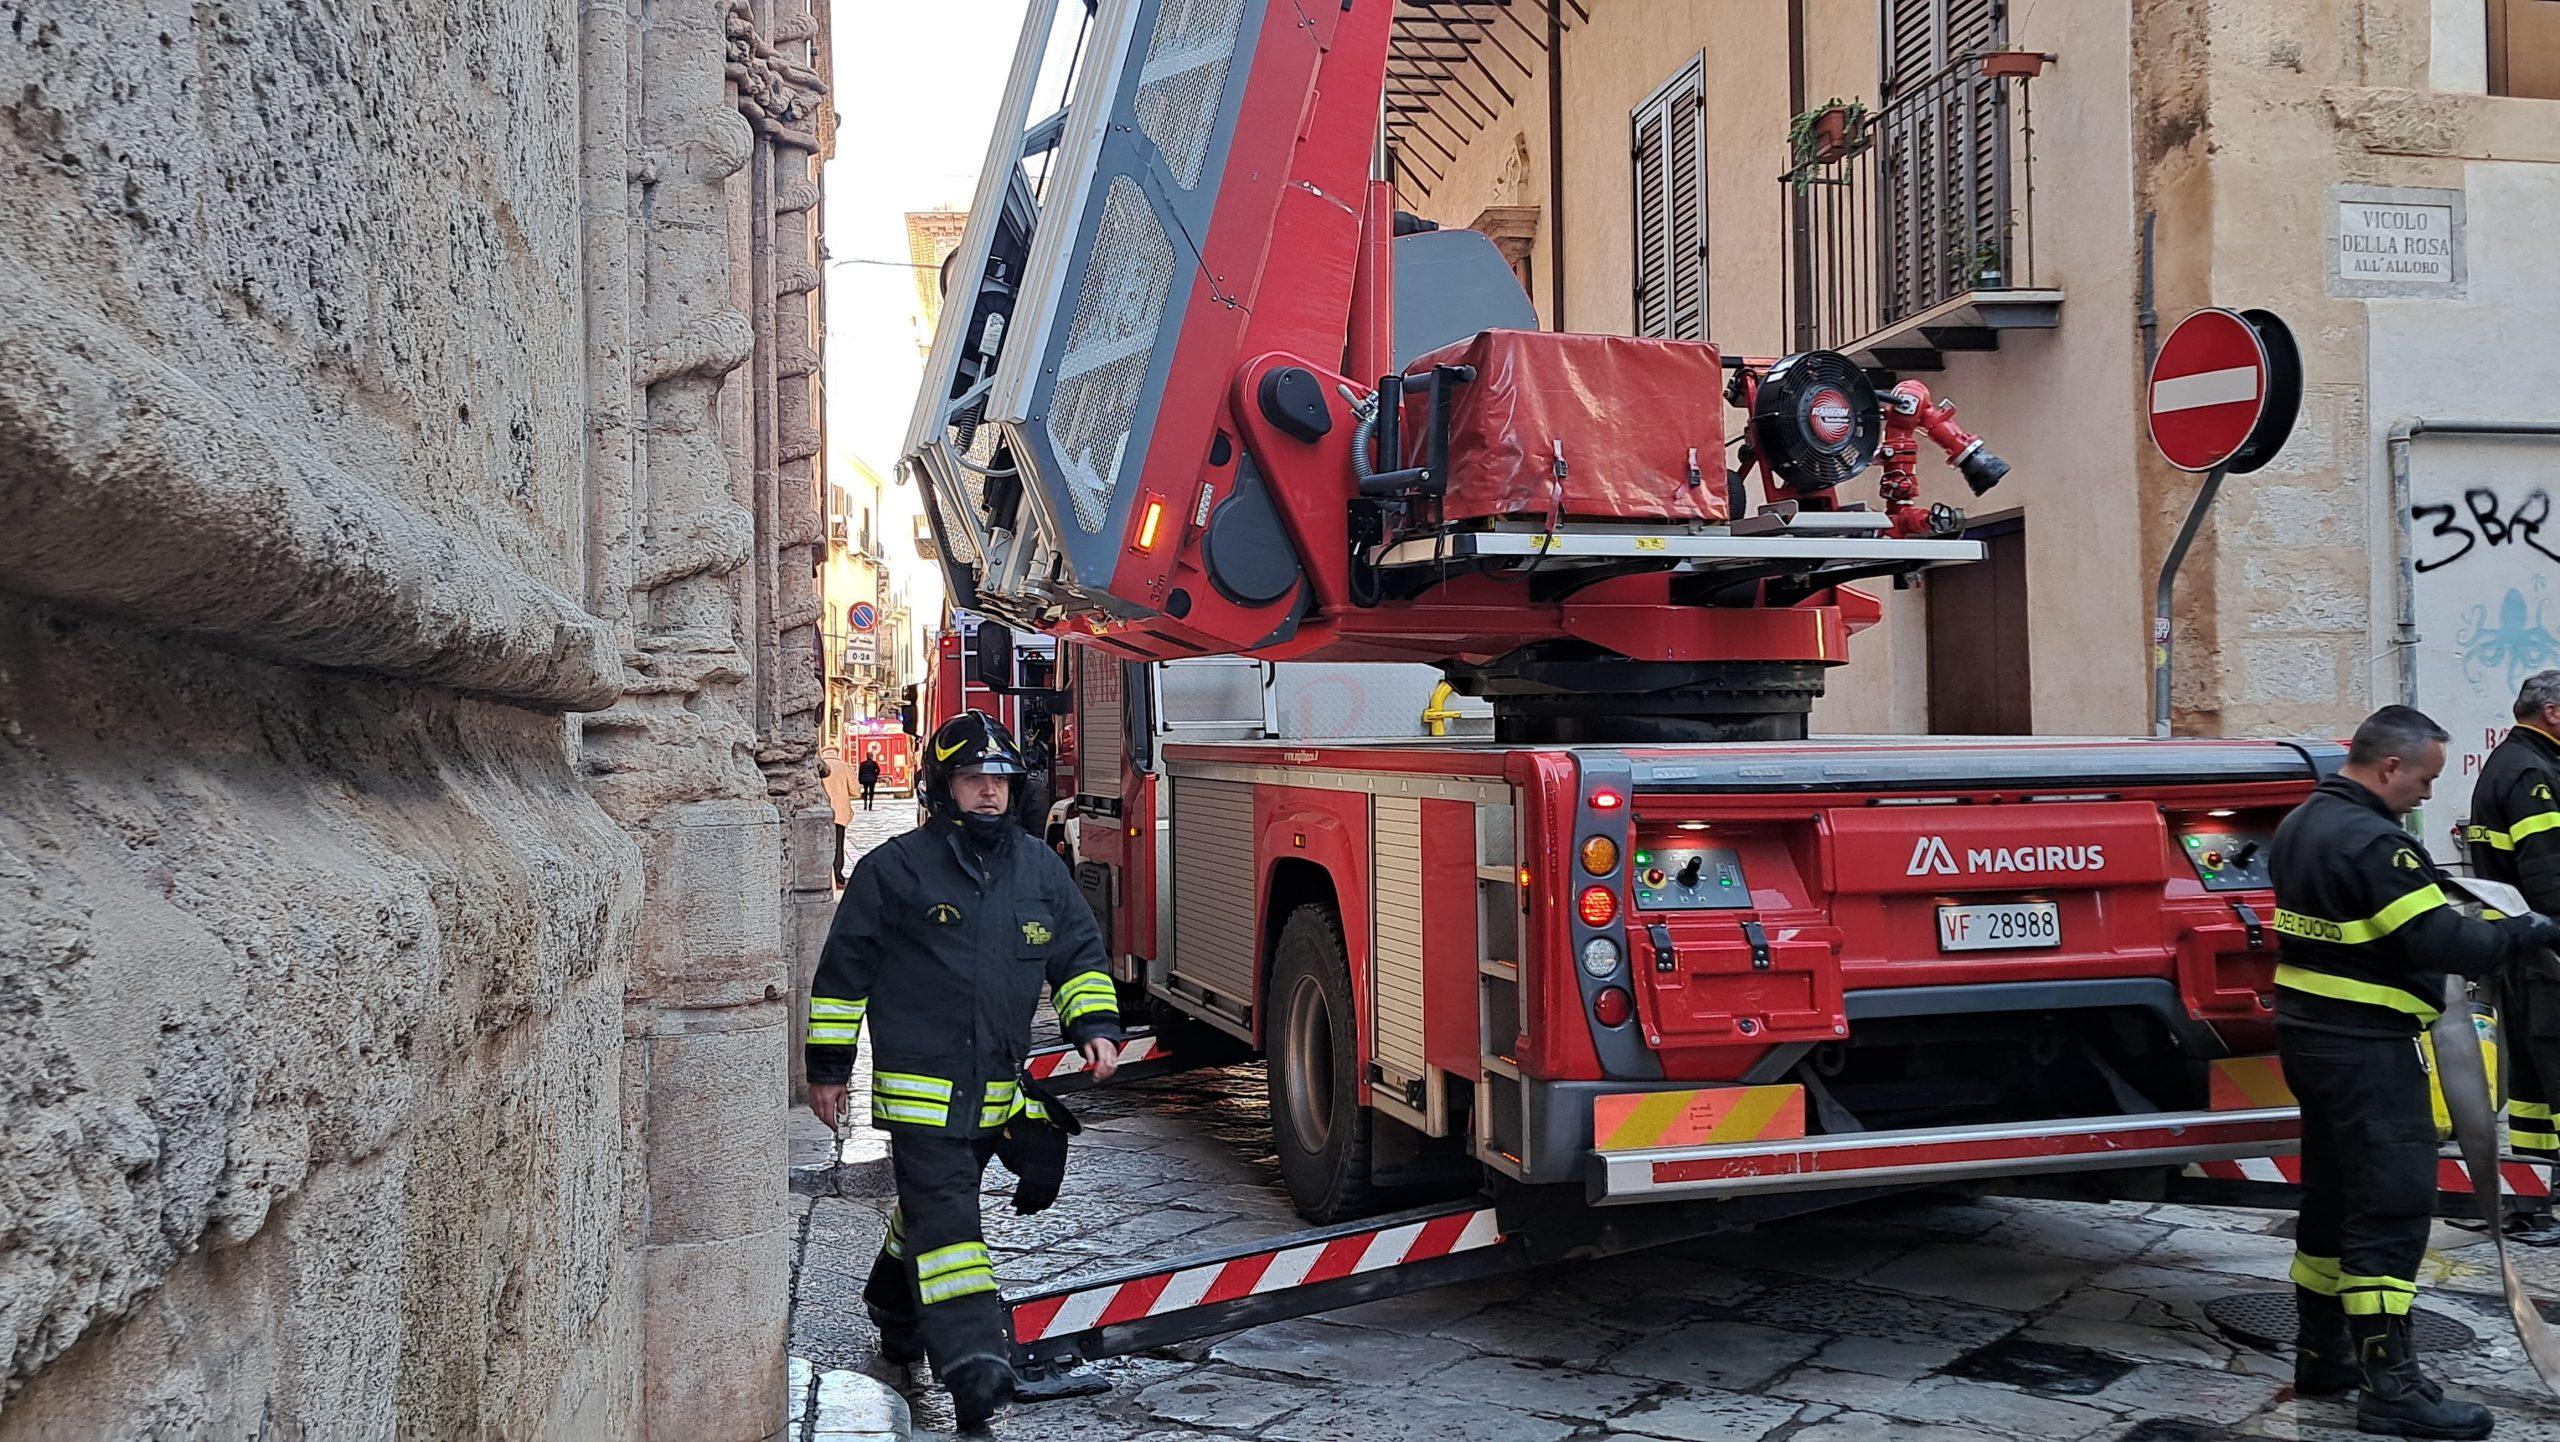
[2147,308,2301,474]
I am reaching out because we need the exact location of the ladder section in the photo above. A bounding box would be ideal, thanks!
[1473,800,1529,1179]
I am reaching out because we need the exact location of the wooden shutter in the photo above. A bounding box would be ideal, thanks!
[1632,104,1670,337]
[1880,0,2008,317]
[1630,56,1706,340]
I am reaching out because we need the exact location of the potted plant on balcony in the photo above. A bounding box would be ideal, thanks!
[1979,44,2048,80]
[1787,98,1869,169]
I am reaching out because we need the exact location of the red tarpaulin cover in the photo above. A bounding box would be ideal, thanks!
[1401,330,1729,526]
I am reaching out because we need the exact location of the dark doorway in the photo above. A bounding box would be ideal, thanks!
[1927,514,2031,734]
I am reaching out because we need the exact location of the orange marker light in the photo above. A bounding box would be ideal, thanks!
[1578,886,1618,927]
[1579,836,1619,876]
[1136,497,1166,550]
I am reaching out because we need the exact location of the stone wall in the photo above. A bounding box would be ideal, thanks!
[0,0,824,1434]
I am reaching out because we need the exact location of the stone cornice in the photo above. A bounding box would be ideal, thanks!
[0,260,620,711]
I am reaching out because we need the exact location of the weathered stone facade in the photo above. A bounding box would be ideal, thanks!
[0,0,829,1435]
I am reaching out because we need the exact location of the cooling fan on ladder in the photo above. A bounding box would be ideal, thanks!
[1750,350,1881,493]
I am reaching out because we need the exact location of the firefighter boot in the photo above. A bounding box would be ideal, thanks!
[946,1355,1016,1431]
[2354,1316,2492,1438]
[2294,1286,2360,1397]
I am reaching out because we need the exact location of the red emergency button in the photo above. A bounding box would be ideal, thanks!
[2202,850,2224,869]
[1644,868,1667,887]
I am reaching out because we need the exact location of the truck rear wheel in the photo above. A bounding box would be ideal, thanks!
[1267,903,1374,1223]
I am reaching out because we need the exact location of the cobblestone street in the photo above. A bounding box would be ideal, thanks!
[785,814,2560,1442]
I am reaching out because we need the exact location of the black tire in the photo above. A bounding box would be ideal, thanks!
[1266,903,1375,1223]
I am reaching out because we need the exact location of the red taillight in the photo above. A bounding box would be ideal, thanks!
[1591,788,1624,809]
[1577,886,1618,927]
[1593,986,1633,1027]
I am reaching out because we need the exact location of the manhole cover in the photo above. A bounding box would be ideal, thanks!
[2202,1290,2475,1352]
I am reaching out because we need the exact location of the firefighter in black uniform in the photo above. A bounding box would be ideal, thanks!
[2272,705,2560,1438]
[2465,670,2560,1230]
[805,710,1123,1429]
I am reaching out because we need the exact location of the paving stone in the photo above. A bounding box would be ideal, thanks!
[1900,1375,2126,1439]
[1784,1413,2009,1442]
[1676,1221,1929,1283]
[1769,1370,2123,1441]
[1730,1275,2020,1348]
[813,1368,911,1434]
[1604,1386,1810,1440]
[1866,1197,2015,1237]
[2138,1225,2302,1277]
[1514,1268,1703,1332]
[1607,1316,1830,1391]
[2081,1361,2287,1426]
[1412,1354,1667,1421]
[1131,1366,1325,1431]
[1261,1384,1583,1442]
[2019,1312,2236,1369]
[1863,1241,2092,1313]
[1803,1334,1969,1381]
[1978,1211,2175,1266]
[1425,1299,1644,1367]
[1208,1316,1472,1387]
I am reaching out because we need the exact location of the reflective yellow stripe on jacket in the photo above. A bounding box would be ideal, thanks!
[806,996,866,1046]
[2271,884,2447,945]
[872,1071,956,1128]
[2468,812,2560,853]
[1054,971,1119,1027]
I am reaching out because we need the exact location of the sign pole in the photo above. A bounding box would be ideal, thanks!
[2152,464,2228,738]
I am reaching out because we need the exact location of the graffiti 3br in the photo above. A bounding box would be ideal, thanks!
[2412,484,2560,572]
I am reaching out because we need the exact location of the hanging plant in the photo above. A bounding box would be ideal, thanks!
[1786,98,1870,168]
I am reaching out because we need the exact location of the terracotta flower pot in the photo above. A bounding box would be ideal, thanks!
[1811,108,1851,163]
[1980,50,2046,80]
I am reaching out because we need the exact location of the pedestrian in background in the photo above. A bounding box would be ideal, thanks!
[820,749,853,881]
[858,751,883,812]
[2268,704,2560,1438]
[805,710,1122,1430]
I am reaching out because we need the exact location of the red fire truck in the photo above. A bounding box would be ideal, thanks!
[890,0,2402,1381]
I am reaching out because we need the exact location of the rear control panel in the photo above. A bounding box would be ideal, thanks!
[2180,830,2275,892]
[1632,846,1753,911]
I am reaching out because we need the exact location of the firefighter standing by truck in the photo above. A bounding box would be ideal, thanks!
[2465,670,2560,1241]
[805,710,1123,1429]
[2271,705,2560,1439]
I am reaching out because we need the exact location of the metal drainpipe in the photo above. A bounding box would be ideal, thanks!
[2388,420,2560,708]
[1546,0,1566,330]
[2136,211,2158,376]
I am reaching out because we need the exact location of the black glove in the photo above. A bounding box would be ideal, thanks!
[993,1078,1080,1215]
[2515,913,2560,953]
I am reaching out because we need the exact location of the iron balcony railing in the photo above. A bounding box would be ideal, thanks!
[1780,53,2047,356]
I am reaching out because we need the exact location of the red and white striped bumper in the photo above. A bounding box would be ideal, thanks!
[1010,1206,1503,1345]
[1593,1106,2302,1204]
[2184,1153,2553,1198]
[1025,1031,1166,1082]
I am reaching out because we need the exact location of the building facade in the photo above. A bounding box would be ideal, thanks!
[1396,0,2557,847]
[0,0,833,1436]
[821,452,907,735]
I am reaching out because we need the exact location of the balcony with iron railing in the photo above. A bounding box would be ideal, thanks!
[1780,51,2060,371]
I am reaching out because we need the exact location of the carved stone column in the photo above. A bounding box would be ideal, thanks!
[579,0,799,1435]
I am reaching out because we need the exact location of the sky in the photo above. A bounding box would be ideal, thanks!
[819,0,1079,634]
